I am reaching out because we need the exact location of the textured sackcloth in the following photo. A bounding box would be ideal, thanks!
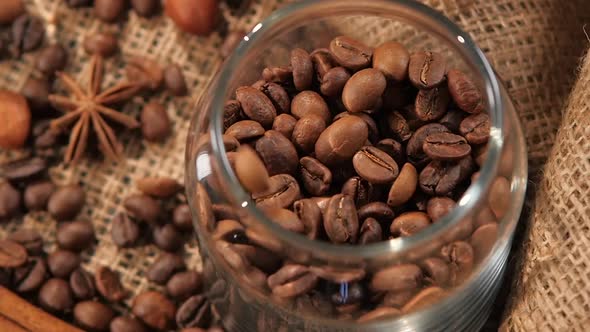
[0,0,589,328]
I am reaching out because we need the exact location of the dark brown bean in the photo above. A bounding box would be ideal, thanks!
[299,156,332,196]
[324,194,359,244]
[21,77,51,113]
[166,271,202,300]
[373,41,410,81]
[13,256,46,293]
[272,113,297,139]
[259,82,290,114]
[141,102,171,142]
[173,204,193,231]
[426,197,455,222]
[131,0,160,17]
[439,108,466,132]
[292,115,326,154]
[341,176,375,207]
[252,174,301,209]
[11,15,45,55]
[225,120,264,141]
[489,176,510,219]
[291,48,313,91]
[342,68,386,113]
[401,104,427,130]
[293,199,323,239]
[164,64,188,96]
[406,123,449,165]
[36,44,68,76]
[320,67,350,97]
[439,241,474,285]
[267,264,319,298]
[291,90,331,125]
[124,193,162,225]
[24,180,55,211]
[223,100,244,131]
[73,301,114,332]
[126,57,164,91]
[358,307,402,322]
[311,48,335,79]
[133,291,176,330]
[8,229,43,255]
[262,66,292,84]
[0,239,27,268]
[48,249,80,278]
[415,86,450,121]
[359,217,382,244]
[447,69,484,114]
[236,86,277,128]
[153,224,184,252]
[376,138,405,165]
[423,132,471,161]
[83,32,118,57]
[38,278,74,313]
[357,202,394,222]
[147,253,185,285]
[408,51,446,89]
[353,146,399,184]
[56,221,95,251]
[370,264,422,292]
[387,163,418,207]
[329,36,373,71]
[0,0,25,24]
[233,243,282,274]
[48,184,85,221]
[383,111,412,142]
[95,266,127,302]
[419,157,473,196]
[315,115,368,166]
[110,316,147,332]
[459,112,490,145]
[419,257,450,286]
[176,295,210,329]
[390,212,431,238]
[70,268,96,300]
[1,157,47,182]
[111,213,140,248]
[136,177,182,198]
[255,130,299,176]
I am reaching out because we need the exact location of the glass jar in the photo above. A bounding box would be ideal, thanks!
[185,0,527,331]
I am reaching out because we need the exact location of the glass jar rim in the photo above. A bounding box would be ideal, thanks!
[207,0,504,261]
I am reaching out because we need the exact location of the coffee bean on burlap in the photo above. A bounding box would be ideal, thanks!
[36,44,68,76]
[131,0,160,17]
[111,213,140,248]
[136,177,182,199]
[21,77,51,113]
[95,266,127,302]
[48,249,80,278]
[83,32,118,57]
[56,220,95,251]
[173,204,193,231]
[0,239,27,268]
[166,271,203,300]
[1,157,47,182]
[24,180,55,211]
[70,268,96,300]
[124,193,162,224]
[133,291,177,330]
[38,278,74,313]
[48,184,85,221]
[126,56,164,91]
[8,229,43,255]
[176,294,211,329]
[163,64,188,96]
[153,224,184,252]
[141,102,171,142]
[11,14,45,55]
[13,257,46,293]
[94,0,125,22]
[74,301,115,331]
[110,316,147,332]
[147,253,186,285]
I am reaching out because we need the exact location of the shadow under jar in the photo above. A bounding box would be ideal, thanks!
[185,1,527,331]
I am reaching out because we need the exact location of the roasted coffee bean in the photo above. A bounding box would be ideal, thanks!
[264,208,305,234]
[470,223,498,262]
[131,0,160,17]
[111,213,140,248]
[383,111,411,142]
[36,44,67,76]
[259,82,290,114]
[335,112,379,144]
[124,193,162,224]
[376,138,404,165]
[13,257,46,292]
[268,264,319,298]
[94,0,125,22]
[320,67,350,97]
[9,229,43,255]
[489,176,510,219]
[173,204,193,231]
[48,249,80,278]
[415,86,450,121]
[56,220,95,251]
[153,224,184,252]
[221,30,245,58]
[359,217,382,244]
[401,286,445,313]
[95,266,127,302]
[292,115,326,154]
[11,15,45,55]
[48,184,85,221]
[419,257,450,286]
[387,163,417,207]
[225,120,264,141]
[70,268,96,300]
[255,130,299,176]
[21,77,51,112]
[426,197,455,222]
[406,123,449,165]
[272,113,297,139]
[459,112,490,145]
[299,156,332,196]
[315,115,368,166]
[358,202,394,222]
[110,316,147,332]
[236,86,277,128]
[176,294,210,329]
[24,180,55,211]
[371,264,422,292]
[262,66,292,84]
[390,212,431,238]
[166,271,203,300]
[419,157,472,196]
[329,36,373,71]
[126,57,164,91]
[74,301,114,332]
[423,132,471,161]
[141,101,171,142]
[165,0,218,36]
[447,69,483,114]
[234,243,282,274]
[0,0,25,24]
[163,64,188,96]
[439,108,466,132]
[0,239,27,267]
[136,177,182,198]
[234,145,270,194]
[324,194,359,244]
[291,90,331,125]
[341,176,374,207]
[372,41,409,81]
[342,68,386,113]
[291,48,313,91]
[293,199,323,239]
[440,241,474,285]
[83,32,118,57]
[381,289,417,308]
[133,291,177,330]
[1,157,47,182]
[353,146,399,184]
[0,89,30,149]
[223,100,244,131]
[147,253,185,285]
[474,204,497,228]
[408,51,446,89]
[38,278,74,313]
[310,48,334,79]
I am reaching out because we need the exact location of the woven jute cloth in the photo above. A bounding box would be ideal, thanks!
[1,0,589,329]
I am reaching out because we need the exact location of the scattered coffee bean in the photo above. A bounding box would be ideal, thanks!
[329,36,372,71]
[136,177,182,198]
[0,89,31,149]
[23,180,55,211]
[0,0,25,24]
[9,229,43,255]
[38,278,74,313]
[48,249,80,278]
[74,301,115,332]
[0,181,21,221]
[56,220,95,251]
[11,14,45,55]
[83,32,118,57]
[147,253,185,285]
[111,213,140,248]
[94,0,125,22]
[173,204,193,231]
[131,0,160,17]
[36,44,68,76]
[164,64,188,96]
[165,0,218,36]
[408,51,446,89]
[153,224,184,252]
[70,268,96,300]
[21,77,51,113]
[324,194,358,244]
[166,271,202,300]
[13,256,46,292]
[176,294,211,329]
[48,184,85,221]
[124,193,162,224]
[141,102,171,142]
[221,31,245,58]
[95,266,127,302]
[0,239,27,268]
[447,69,484,114]
[342,68,386,113]
[126,57,164,91]
[110,316,147,332]
[133,291,176,330]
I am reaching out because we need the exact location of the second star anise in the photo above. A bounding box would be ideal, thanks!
[49,55,142,163]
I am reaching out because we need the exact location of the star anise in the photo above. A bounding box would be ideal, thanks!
[49,55,141,163]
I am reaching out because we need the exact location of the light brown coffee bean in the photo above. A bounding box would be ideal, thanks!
[126,57,164,91]
[324,194,359,244]
[408,51,446,89]
[147,253,185,285]
[291,91,331,125]
[56,220,95,251]
[164,64,188,96]
[13,256,47,293]
[292,115,326,154]
[110,316,147,332]
[234,145,270,194]
[353,146,399,184]
[299,156,332,196]
[489,176,510,219]
[252,174,300,209]
[255,130,299,176]
[320,67,350,97]
[470,223,498,262]
[342,68,386,113]
[264,208,305,233]
[225,120,264,141]
[8,229,43,255]
[136,177,182,198]
[133,291,176,330]
[0,90,31,149]
[390,212,431,238]
[293,199,323,239]
[83,32,118,57]
[111,213,140,248]
[173,204,192,231]
[291,48,313,91]
[387,163,417,207]
[165,0,218,36]
[358,217,382,244]
[1,156,47,182]
[370,264,422,292]
[38,278,74,313]
[262,66,292,84]
[401,287,445,313]
[259,82,290,114]
[48,184,85,221]
[236,86,277,128]
[166,271,202,300]
[381,289,416,308]
[310,48,335,80]
[0,239,27,268]
[447,69,484,114]
[372,41,410,81]
[439,241,474,285]
[153,224,184,252]
[415,86,450,121]
[420,257,450,286]
[383,111,412,142]
[0,0,25,24]
[315,115,368,166]
[426,197,456,222]
[423,132,471,161]
[48,249,80,278]
[267,264,318,298]
[272,114,297,139]
[0,181,21,221]
[459,112,490,145]
[329,36,373,71]
[74,301,115,332]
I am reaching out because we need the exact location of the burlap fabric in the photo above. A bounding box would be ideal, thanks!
[0,0,589,329]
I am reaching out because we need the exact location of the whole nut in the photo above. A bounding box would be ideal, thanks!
[0,90,31,149]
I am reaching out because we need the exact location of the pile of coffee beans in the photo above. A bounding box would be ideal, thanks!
[207,35,509,321]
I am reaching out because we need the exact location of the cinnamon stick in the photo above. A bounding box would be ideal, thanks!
[0,286,82,332]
